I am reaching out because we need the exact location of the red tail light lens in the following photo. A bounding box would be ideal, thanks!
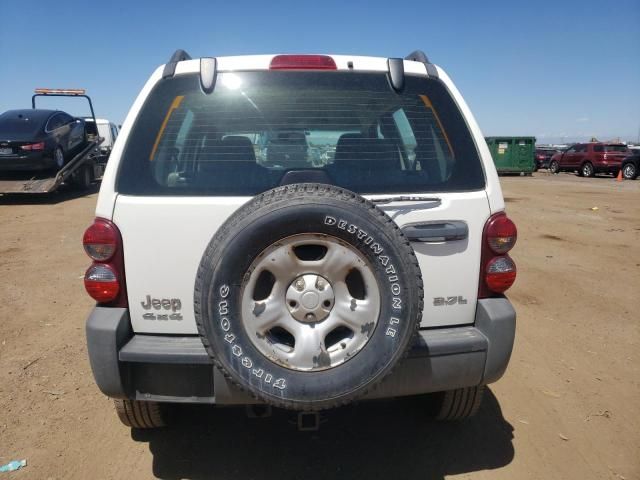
[270,55,337,70]
[486,214,517,254]
[84,264,120,303]
[479,212,518,297]
[485,256,517,293]
[83,219,117,261]
[21,142,45,151]
[82,218,127,307]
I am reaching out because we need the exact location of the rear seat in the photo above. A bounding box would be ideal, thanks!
[328,134,403,190]
[197,136,270,193]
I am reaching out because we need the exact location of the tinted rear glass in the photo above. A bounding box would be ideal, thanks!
[0,111,44,135]
[85,121,99,136]
[603,145,629,153]
[117,71,484,195]
[594,144,629,153]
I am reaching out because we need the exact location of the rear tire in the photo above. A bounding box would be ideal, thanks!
[622,163,637,180]
[581,162,595,178]
[433,386,484,421]
[549,160,559,174]
[113,399,166,429]
[73,165,92,190]
[54,146,65,170]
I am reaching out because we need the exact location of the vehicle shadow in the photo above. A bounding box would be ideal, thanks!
[133,388,514,480]
[0,183,99,205]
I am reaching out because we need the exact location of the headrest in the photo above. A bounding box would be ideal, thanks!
[207,135,256,162]
[334,134,399,168]
[199,135,256,173]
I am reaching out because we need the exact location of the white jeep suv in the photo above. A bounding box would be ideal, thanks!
[83,50,517,428]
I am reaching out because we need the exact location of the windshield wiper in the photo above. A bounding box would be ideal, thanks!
[370,195,442,205]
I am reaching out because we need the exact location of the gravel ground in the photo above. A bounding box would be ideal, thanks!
[0,172,638,479]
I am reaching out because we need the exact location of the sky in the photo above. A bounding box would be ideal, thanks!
[1,0,639,144]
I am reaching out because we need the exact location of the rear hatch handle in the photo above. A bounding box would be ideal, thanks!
[401,220,468,242]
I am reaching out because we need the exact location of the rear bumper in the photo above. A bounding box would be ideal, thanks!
[0,152,53,171]
[86,298,516,405]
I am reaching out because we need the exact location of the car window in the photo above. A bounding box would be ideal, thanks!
[46,114,64,131]
[58,113,74,125]
[0,110,44,135]
[85,121,99,136]
[566,146,577,153]
[117,71,485,196]
[391,109,417,165]
[603,145,629,153]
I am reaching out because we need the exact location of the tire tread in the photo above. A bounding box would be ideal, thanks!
[113,399,165,429]
[435,386,484,421]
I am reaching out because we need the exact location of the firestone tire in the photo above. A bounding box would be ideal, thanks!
[194,184,424,411]
[113,399,166,429]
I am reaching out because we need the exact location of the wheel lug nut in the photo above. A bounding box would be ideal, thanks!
[316,278,325,290]
[295,279,305,291]
[305,313,316,322]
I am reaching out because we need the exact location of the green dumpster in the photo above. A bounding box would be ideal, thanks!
[485,136,536,174]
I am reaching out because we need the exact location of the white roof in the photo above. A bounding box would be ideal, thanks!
[172,55,431,75]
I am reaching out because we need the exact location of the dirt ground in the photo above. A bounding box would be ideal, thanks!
[0,173,638,480]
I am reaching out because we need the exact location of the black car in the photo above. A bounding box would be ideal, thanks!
[621,151,640,180]
[0,109,86,172]
[534,147,558,170]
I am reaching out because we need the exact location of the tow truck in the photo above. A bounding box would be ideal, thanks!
[0,88,104,194]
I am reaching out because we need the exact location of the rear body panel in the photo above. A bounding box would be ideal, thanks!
[113,190,490,334]
[0,148,54,171]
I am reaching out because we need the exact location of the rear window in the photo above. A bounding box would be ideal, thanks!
[117,71,484,195]
[594,144,630,153]
[0,111,44,136]
[85,121,99,136]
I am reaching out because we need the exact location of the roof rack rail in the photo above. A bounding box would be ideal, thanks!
[163,49,192,79]
[404,50,438,78]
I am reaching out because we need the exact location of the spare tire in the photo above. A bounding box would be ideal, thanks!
[195,184,423,410]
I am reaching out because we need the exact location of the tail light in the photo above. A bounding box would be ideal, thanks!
[83,219,117,261]
[486,214,517,254]
[84,264,120,302]
[270,55,337,70]
[83,218,127,306]
[479,213,517,297]
[20,142,45,151]
[485,257,517,292]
